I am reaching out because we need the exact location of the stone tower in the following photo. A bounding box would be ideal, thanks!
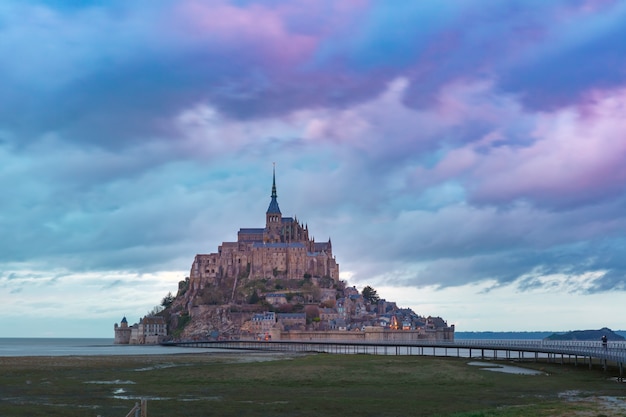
[264,165,282,243]
[114,316,131,344]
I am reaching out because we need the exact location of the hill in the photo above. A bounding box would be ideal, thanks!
[150,170,454,341]
[544,327,625,341]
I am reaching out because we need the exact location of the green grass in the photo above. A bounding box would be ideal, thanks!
[0,353,623,417]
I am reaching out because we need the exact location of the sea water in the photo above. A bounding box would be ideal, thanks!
[0,338,216,357]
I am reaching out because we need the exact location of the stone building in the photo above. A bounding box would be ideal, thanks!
[114,316,131,344]
[250,311,276,337]
[189,168,339,292]
[114,315,167,345]
[276,312,306,331]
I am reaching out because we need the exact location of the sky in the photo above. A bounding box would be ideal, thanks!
[2,0,626,337]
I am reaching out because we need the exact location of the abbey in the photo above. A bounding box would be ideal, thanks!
[189,169,339,291]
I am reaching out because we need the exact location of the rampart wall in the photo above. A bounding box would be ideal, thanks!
[277,327,454,342]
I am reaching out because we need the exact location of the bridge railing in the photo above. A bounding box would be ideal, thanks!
[432,339,626,362]
[168,338,626,363]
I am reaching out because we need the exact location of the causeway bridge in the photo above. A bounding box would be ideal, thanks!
[163,339,626,378]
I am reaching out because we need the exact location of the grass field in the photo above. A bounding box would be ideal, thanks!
[0,352,624,417]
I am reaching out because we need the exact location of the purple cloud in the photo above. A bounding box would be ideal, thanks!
[2,0,626,335]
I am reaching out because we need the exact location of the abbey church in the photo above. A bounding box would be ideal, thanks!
[189,169,339,290]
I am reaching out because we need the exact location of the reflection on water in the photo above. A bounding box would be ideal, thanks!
[84,380,136,384]
[467,361,545,375]
[0,338,226,356]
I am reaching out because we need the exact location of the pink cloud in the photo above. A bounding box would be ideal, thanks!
[435,86,626,208]
[173,0,367,67]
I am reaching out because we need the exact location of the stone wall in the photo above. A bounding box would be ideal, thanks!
[279,327,454,342]
[114,327,131,344]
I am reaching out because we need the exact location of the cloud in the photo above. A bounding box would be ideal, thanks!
[498,1,626,109]
[2,0,626,334]
[417,85,626,209]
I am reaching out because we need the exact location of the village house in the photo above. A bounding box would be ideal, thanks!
[265,293,288,306]
[276,312,306,331]
[319,308,339,322]
[251,311,276,338]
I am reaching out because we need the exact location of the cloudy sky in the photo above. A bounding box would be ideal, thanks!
[2,0,626,337]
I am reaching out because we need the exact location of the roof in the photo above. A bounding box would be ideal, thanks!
[252,312,276,321]
[253,242,306,249]
[239,228,264,234]
[143,316,165,324]
[428,316,448,328]
[313,242,330,251]
[267,197,281,214]
[276,313,306,319]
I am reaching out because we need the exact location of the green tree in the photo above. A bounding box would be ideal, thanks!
[248,289,260,304]
[362,285,380,304]
[161,292,175,308]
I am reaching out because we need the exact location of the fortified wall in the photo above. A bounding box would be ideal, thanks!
[276,326,455,342]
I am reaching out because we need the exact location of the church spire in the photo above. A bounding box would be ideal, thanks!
[266,163,281,215]
[271,163,277,199]
[265,163,282,243]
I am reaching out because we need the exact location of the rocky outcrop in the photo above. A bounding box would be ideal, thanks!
[545,327,625,341]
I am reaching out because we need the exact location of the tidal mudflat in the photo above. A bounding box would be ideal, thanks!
[467,360,546,375]
[0,353,624,417]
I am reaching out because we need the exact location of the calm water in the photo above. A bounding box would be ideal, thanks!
[0,338,217,357]
[0,338,531,360]
[4,332,625,357]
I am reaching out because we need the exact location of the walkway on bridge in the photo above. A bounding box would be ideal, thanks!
[163,338,626,378]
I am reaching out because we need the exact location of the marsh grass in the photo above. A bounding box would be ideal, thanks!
[0,353,623,417]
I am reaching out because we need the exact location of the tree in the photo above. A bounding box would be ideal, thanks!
[161,292,175,308]
[248,289,260,304]
[305,305,320,325]
[362,286,380,304]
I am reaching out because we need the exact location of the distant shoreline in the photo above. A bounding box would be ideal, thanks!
[455,330,626,340]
